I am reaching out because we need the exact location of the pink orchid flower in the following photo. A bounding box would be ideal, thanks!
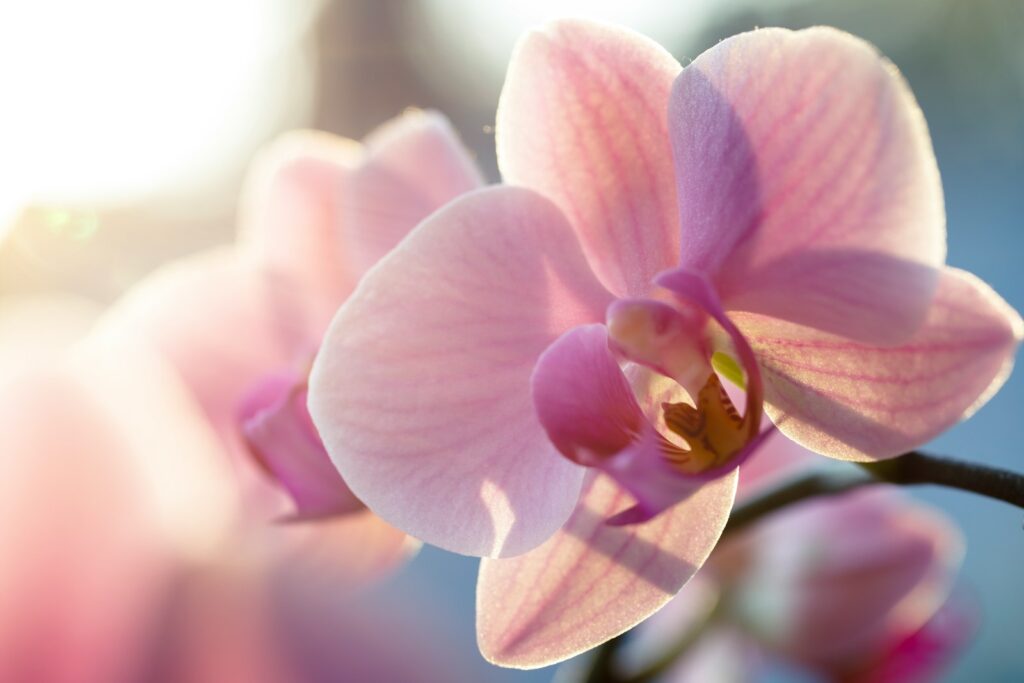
[98,110,482,567]
[0,331,477,683]
[308,20,1022,667]
[620,435,967,683]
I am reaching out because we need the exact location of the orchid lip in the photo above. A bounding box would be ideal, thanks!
[239,371,365,520]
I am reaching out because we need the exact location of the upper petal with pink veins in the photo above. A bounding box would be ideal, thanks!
[497,19,682,297]
[308,186,614,558]
[240,111,483,333]
[344,109,485,276]
[736,267,1023,460]
[670,27,945,345]
[238,129,363,313]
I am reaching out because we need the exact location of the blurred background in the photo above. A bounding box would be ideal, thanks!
[1,0,1022,680]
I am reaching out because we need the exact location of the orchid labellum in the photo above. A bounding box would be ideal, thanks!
[307,20,1021,668]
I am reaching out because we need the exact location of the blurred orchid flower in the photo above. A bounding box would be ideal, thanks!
[307,19,1021,666]
[0,326,478,683]
[627,438,970,683]
[98,110,482,569]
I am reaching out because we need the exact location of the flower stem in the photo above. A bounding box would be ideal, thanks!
[859,450,1024,508]
[577,449,1024,683]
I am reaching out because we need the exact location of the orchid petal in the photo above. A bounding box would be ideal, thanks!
[670,27,945,344]
[309,186,613,558]
[530,324,644,465]
[344,109,485,277]
[98,250,319,457]
[476,470,736,668]
[497,19,682,297]
[239,130,362,311]
[239,373,364,520]
[735,267,1023,460]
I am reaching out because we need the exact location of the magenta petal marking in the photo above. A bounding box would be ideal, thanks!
[240,373,363,520]
[531,324,644,465]
[532,324,757,525]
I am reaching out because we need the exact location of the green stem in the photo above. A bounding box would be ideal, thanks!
[578,449,1024,683]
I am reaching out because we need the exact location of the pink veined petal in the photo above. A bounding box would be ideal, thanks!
[97,249,320,459]
[239,129,363,314]
[497,19,682,297]
[476,470,737,669]
[239,373,364,520]
[308,186,613,558]
[734,266,1023,460]
[670,27,945,344]
[343,109,485,277]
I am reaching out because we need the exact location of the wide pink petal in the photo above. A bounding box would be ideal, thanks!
[735,267,1023,460]
[239,129,363,312]
[497,19,682,297]
[308,186,613,558]
[670,27,945,344]
[98,249,319,459]
[343,109,485,277]
[476,470,737,668]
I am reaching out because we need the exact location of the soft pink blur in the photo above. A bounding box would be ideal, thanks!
[0,313,476,683]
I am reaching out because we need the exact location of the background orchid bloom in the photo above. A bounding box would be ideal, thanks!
[308,19,1021,667]
[624,438,969,683]
[0,324,479,683]
[97,109,482,571]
